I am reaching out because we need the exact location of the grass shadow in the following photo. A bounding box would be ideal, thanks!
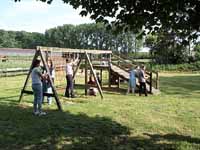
[0,102,199,149]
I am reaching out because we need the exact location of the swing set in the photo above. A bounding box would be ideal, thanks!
[19,46,112,111]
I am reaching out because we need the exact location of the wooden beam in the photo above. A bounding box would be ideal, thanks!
[108,54,112,88]
[100,69,103,87]
[85,52,103,99]
[23,90,55,97]
[37,46,112,55]
[72,58,82,81]
[39,50,63,111]
[19,49,39,102]
[85,55,88,96]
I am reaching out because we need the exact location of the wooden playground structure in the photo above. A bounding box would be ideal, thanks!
[15,46,159,111]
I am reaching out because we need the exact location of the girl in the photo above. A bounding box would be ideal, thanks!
[46,59,55,105]
[31,59,46,116]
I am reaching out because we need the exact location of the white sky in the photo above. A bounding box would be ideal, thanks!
[0,0,93,33]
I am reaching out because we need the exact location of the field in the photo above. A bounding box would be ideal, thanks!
[0,73,200,150]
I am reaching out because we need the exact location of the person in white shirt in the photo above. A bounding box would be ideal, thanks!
[64,58,76,98]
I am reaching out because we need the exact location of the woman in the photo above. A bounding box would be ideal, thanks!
[127,66,137,94]
[31,59,47,116]
[65,58,76,98]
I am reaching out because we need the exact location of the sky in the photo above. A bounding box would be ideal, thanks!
[0,0,93,33]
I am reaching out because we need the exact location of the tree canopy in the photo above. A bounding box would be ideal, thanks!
[15,0,200,41]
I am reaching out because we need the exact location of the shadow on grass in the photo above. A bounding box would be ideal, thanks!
[74,84,127,95]
[160,75,200,98]
[0,103,200,150]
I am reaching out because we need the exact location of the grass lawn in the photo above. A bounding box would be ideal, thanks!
[0,72,200,150]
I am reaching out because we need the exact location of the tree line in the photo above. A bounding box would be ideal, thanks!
[0,23,142,54]
[1,23,200,64]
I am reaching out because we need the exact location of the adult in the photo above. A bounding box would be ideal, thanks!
[138,65,148,96]
[127,66,137,94]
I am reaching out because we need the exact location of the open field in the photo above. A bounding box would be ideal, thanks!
[0,73,200,150]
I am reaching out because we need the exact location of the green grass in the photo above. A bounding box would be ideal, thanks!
[0,73,200,149]
[0,56,32,69]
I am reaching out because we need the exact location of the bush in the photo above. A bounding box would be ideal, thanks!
[148,61,200,72]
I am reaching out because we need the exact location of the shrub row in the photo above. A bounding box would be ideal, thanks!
[146,61,200,72]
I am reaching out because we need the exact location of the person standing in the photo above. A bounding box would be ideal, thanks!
[127,66,137,94]
[31,59,47,116]
[138,65,148,96]
[46,59,55,105]
[64,58,78,98]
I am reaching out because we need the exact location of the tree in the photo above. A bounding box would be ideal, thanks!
[146,32,190,64]
[15,0,200,41]
[193,43,200,61]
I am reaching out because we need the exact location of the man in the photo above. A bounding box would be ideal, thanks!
[138,65,148,96]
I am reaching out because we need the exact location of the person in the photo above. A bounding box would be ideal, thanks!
[87,74,98,96]
[88,75,95,85]
[31,59,47,116]
[64,58,78,98]
[138,65,148,96]
[88,87,98,96]
[127,66,137,94]
[44,59,55,105]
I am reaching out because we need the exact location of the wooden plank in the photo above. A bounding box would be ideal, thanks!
[108,54,112,88]
[85,55,88,95]
[85,53,104,99]
[72,58,82,81]
[37,46,112,55]
[150,72,152,93]
[39,50,63,111]
[19,49,39,102]
[23,90,55,97]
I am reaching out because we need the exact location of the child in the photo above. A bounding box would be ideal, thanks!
[127,66,136,94]
[46,59,55,105]
[31,59,47,116]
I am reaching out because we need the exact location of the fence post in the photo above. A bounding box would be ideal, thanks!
[108,54,112,88]
[156,72,159,89]
[150,72,152,93]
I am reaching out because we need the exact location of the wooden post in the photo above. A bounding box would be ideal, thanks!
[100,69,103,87]
[156,72,159,89]
[150,72,152,93]
[85,54,88,96]
[39,50,63,111]
[19,49,39,102]
[72,58,82,81]
[117,60,120,88]
[108,54,112,88]
[85,53,103,99]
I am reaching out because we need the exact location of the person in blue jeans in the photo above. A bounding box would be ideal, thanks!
[31,59,47,116]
